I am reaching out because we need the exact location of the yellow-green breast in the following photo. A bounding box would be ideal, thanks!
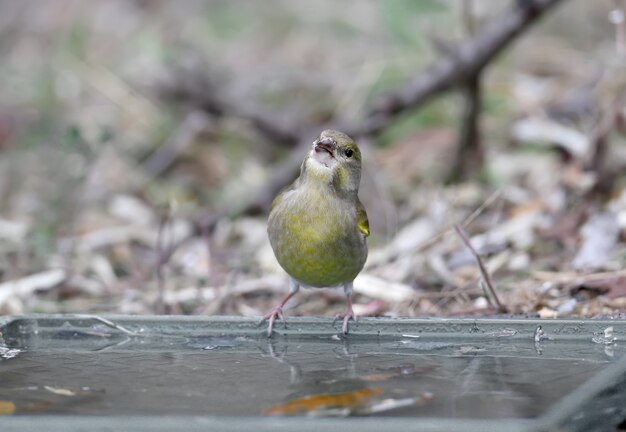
[268,185,367,288]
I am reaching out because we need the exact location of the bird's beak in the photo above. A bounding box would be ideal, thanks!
[314,137,335,157]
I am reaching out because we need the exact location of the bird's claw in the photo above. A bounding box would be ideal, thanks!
[333,310,357,335]
[259,307,287,337]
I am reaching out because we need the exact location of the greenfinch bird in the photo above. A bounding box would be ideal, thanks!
[261,130,369,336]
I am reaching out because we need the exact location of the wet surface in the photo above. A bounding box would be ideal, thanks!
[0,317,622,418]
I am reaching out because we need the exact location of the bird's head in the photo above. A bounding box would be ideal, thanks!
[302,130,362,194]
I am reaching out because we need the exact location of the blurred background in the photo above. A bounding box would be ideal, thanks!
[0,0,625,319]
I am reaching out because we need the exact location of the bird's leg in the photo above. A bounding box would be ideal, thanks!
[333,281,357,335]
[259,278,300,337]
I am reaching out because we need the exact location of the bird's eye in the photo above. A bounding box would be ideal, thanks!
[345,149,354,158]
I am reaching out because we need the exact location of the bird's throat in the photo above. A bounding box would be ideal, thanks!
[311,148,336,169]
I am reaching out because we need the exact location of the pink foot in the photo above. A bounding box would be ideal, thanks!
[258,286,298,337]
[333,308,357,335]
[258,307,287,337]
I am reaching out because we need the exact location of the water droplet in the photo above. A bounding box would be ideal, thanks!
[592,326,615,345]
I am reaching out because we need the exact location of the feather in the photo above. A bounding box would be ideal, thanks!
[357,199,370,237]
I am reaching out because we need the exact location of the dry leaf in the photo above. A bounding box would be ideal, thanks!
[0,400,16,415]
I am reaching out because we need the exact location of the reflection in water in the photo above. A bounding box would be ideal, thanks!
[261,339,437,416]
[0,325,615,418]
[263,388,385,416]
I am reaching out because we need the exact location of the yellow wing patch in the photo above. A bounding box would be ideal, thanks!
[357,199,370,237]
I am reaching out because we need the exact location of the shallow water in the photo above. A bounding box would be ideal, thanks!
[0,320,617,418]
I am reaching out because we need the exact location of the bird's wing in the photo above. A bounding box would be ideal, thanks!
[357,199,370,237]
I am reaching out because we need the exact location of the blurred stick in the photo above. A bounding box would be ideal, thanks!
[252,0,565,209]
[585,1,626,194]
[153,212,219,290]
[365,188,502,270]
[587,90,626,195]
[143,110,211,177]
[162,0,565,214]
[462,0,477,36]
[239,139,311,215]
[448,0,483,182]
[354,0,565,137]
[454,224,507,313]
[161,71,300,148]
[611,0,626,57]
[449,73,484,182]
[155,207,172,314]
[164,0,565,145]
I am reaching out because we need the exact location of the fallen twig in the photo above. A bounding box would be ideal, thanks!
[454,224,508,312]
[366,188,502,269]
[533,269,626,284]
[75,315,140,336]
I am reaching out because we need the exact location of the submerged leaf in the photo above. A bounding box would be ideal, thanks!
[0,401,16,415]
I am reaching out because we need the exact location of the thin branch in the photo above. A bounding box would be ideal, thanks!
[160,0,566,217]
[142,110,211,177]
[365,188,502,270]
[239,140,311,215]
[587,88,626,193]
[448,1,484,183]
[160,70,300,148]
[454,224,508,313]
[462,0,477,36]
[236,0,564,202]
[448,74,484,182]
[350,0,565,137]
[155,207,172,314]
[611,0,626,57]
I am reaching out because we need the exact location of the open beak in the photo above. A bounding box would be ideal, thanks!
[315,137,335,157]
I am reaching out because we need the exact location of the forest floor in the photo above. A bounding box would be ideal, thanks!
[1,0,625,321]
